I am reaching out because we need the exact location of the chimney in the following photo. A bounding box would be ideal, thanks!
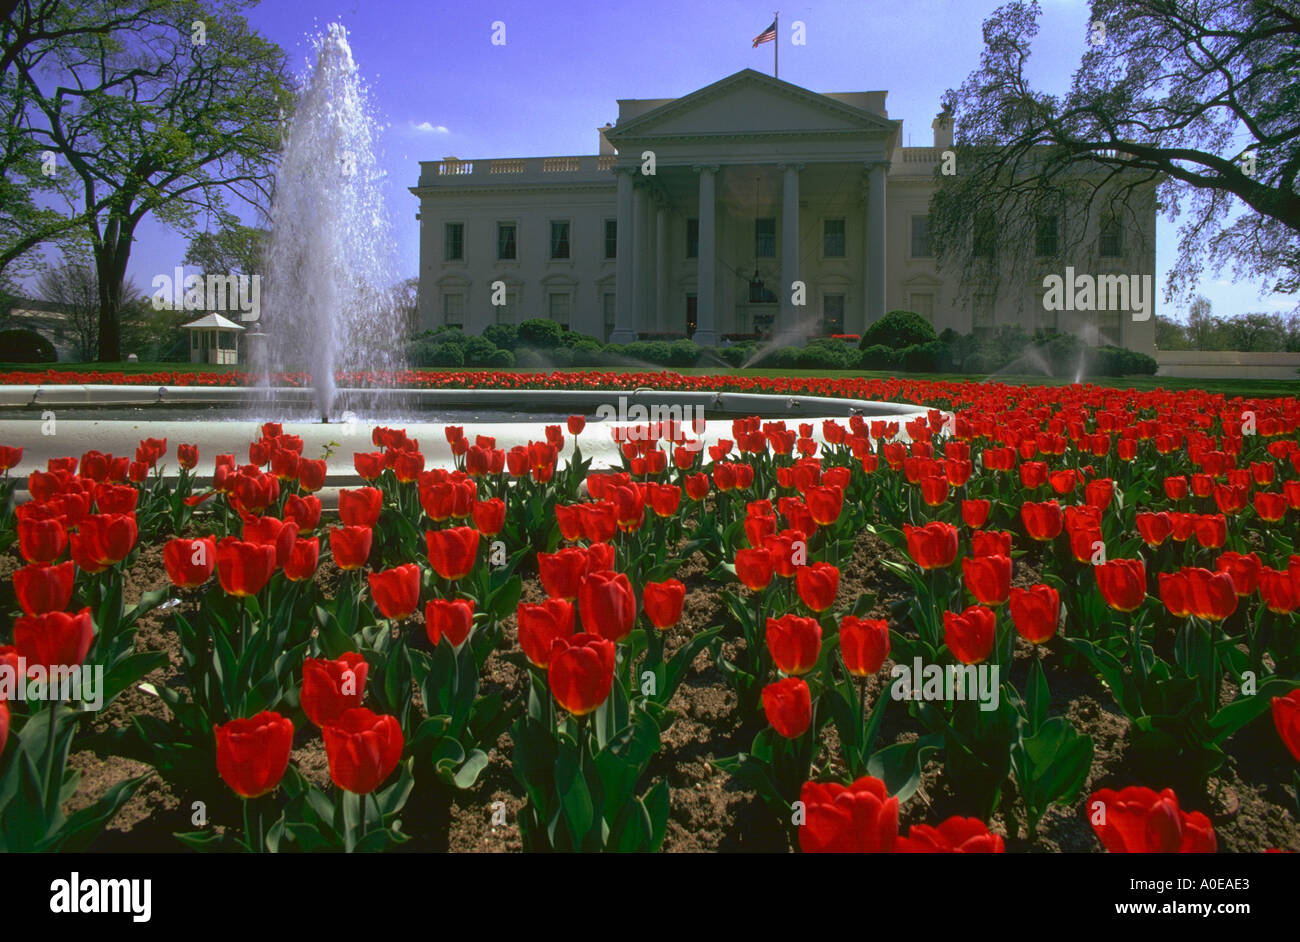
[598,123,615,156]
[931,108,953,150]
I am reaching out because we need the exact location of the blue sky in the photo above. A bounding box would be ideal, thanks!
[100,0,1289,320]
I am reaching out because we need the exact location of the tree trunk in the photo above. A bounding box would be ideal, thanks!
[94,214,134,361]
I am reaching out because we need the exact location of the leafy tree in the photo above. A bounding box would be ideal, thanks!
[1154,315,1189,351]
[3,0,292,360]
[184,223,268,278]
[931,1,1300,311]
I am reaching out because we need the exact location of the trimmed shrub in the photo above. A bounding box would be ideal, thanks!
[795,341,853,370]
[0,329,56,363]
[666,339,702,367]
[482,323,518,351]
[962,351,1000,374]
[486,348,515,368]
[859,310,937,350]
[858,344,900,370]
[1092,345,1158,376]
[518,318,563,348]
[900,340,951,373]
[461,335,499,366]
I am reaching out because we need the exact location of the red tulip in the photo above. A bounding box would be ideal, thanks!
[18,516,68,565]
[516,599,575,668]
[338,487,383,528]
[548,633,616,715]
[300,653,369,727]
[798,776,898,853]
[328,525,371,571]
[684,473,709,501]
[472,497,506,535]
[177,443,199,470]
[298,458,327,493]
[642,579,686,629]
[74,513,137,569]
[971,530,1012,558]
[1260,567,1300,614]
[538,547,589,600]
[839,616,890,676]
[765,614,822,675]
[897,816,1005,853]
[943,606,996,664]
[1182,567,1237,620]
[735,547,774,591]
[425,598,476,648]
[1254,491,1287,522]
[323,708,404,794]
[1021,500,1063,541]
[13,560,75,616]
[1135,512,1172,546]
[1009,584,1059,644]
[424,526,480,581]
[1084,478,1114,511]
[1193,514,1227,549]
[214,711,294,799]
[1215,551,1261,596]
[962,555,1011,606]
[806,485,843,525]
[763,676,812,738]
[961,499,990,529]
[1158,571,1191,618]
[1163,476,1189,500]
[242,515,298,570]
[1094,558,1146,612]
[1087,786,1216,853]
[795,562,839,612]
[163,536,216,589]
[1272,689,1300,763]
[0,444,24,471]
[567,414,585,436]
[215,537,276,597]
[14,607,94,671]
[903,521,958,570]
[578,569,637,642]
[368,563,421,620]
[283,494,322,531]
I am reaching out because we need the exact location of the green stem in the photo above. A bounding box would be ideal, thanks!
[44,699,60,817]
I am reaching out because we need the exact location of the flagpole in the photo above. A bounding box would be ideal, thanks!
[774,11,779,78]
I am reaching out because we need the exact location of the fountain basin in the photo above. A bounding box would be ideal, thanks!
[0,385,937,500]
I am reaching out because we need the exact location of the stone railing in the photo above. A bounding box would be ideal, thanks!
[419,155,615,186]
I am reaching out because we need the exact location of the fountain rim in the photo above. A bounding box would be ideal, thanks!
[0,384,930,419]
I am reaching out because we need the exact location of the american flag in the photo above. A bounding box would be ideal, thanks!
[752,18,776,47]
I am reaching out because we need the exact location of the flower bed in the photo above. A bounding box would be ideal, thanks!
[1,382,1298,852]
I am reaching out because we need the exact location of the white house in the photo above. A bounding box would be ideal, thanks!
[411,69,1156,352]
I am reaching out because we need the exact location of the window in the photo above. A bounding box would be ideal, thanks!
[1096,308,1122,341]
[444,223,464,261]
[823,294,845,333]
[686,218,699,258]
[497,223,517,260]
[972,213,996,259]
[603,292,616,340]
[910,215,932,258]
[823,218,846,257]
[1035,215,1059,257]
[604,219,617,259]
[442,291,465,329]
[685,294,697,337]
[1099,219,1123,258]
[972,293,994,333]
[748,278,777,303]
[911,292,935,322]
[755,217,776,258]
[548,292,570,329]
[550,221,571,259]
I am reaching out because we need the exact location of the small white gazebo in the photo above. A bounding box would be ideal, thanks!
[182,312,244,364]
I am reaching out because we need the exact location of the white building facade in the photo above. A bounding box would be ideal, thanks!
[411,69,1156,352]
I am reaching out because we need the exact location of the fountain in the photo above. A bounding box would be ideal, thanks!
[261,23,401,422]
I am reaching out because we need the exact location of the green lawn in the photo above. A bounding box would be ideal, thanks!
[1,360,1295,399]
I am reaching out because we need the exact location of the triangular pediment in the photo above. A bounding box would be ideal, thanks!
[606,70,894,141]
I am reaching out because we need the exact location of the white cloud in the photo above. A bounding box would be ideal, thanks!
[412,121,449,134]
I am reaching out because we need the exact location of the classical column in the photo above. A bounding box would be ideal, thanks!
[655,201,669,333]
[632,183,654,339]
[693,165,719,346]
[780,163,802,332]
[866,161,888,326]
[611,168,636,342]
